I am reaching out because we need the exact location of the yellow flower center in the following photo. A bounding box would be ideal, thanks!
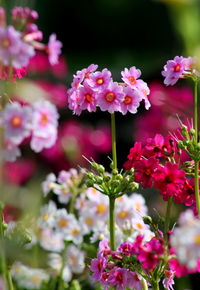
[194,234,200,245]
[124,95,132,105]
[128,76,136,85]
[105,92,115,103]
[40,113,48,125]
[96,78,104,85]
[58,218,68,228]
[118,210,129,219]
[85,93,93,103]
[96,203,106,214]
[85,217,93,226]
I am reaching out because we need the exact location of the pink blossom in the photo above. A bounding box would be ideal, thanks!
[120,86,141,115]
[107,268,128,290]
[0,26,35,68]
[137,237,164,270]
[135,79,151,110]
[78,83,97,112]
[97,81,124,113]
[126,271,142,290]
[86,68,112,91]
[118,241,134,256]
[47,34,62,65]
[30,100,59,152]
[163,270,175,290]
[1,102,32,145]
[121,66,141,88]
[90,255,107,281]
[162,56,187,86]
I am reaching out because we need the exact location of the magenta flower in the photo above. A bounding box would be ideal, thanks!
[134,157,159,188]
[90,255,107,281]
[1,102,32,145]
[97,81,124,113]
[0,25,35,68]
[124,142,143,170]
[120,86,141,115]
[79,83,97,112]
[126,271,142,290]
[153,162,186,201]
[137,237,164,270]
[162,56,187,86]
[107,268,128,290]
[86,68,112,91]
[118,241,134,256]
[47,33,62,65]
[121,66,141,88]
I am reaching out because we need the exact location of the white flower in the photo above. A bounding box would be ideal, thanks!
[39,228,64,252]
[66,245,85,274]
[41,173,57,196]
[171,213,200,269]
[38,201,57,228]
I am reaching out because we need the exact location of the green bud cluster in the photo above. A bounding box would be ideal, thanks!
[177,126,200,161]
[85,161,139,198]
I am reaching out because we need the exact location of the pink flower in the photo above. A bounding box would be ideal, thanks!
[126,271,142,290]
[135,79,151,110]
[1,102,32,145]
[86,68,112,91]
[90,255,107,281]
[0,26,35,68]
[107,268,128,290]
[120,86,142,115]
[78,83,97,112]
[30,100,59,152]
[137,237,164,270]
[118,241,134,256]
[163,270,175,290]
[162,56,187,86]
[121,66,141,88]
[97,81,124,113]
[47,34,62,65]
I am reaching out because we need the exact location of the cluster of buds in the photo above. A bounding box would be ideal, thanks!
[85,160,139,198]
[178,125,200,162]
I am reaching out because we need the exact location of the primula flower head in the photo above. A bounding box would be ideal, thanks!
[1,102,32,145]
[47,34,62,65]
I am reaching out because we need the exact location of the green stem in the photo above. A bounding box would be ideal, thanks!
[6,270,14,290]
[109,113,117,251]
[111,113,117,170]
[152,281,159,290]
[69,194,76,214]
[194,81,198,142]
[141,278,148,290]
[164,196,173,239]
[109,196,116,250]
[0,206,7,290]
[58,242,68,290]
[193,81,200,216]
[195,160,200,215]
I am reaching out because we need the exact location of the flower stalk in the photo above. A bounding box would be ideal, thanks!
[109,113,117,250]
[164,196,173,239]
[193,80,200,215]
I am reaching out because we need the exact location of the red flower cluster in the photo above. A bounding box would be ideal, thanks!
[124,134,195,206]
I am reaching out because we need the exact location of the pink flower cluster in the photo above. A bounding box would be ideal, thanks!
[68,64,150,115]
[90,235,174,290]
[90,239,143,290]
[162,56,197,86]
[0,100,59,161]
[0,7,62,80]
[124,134,195,206]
